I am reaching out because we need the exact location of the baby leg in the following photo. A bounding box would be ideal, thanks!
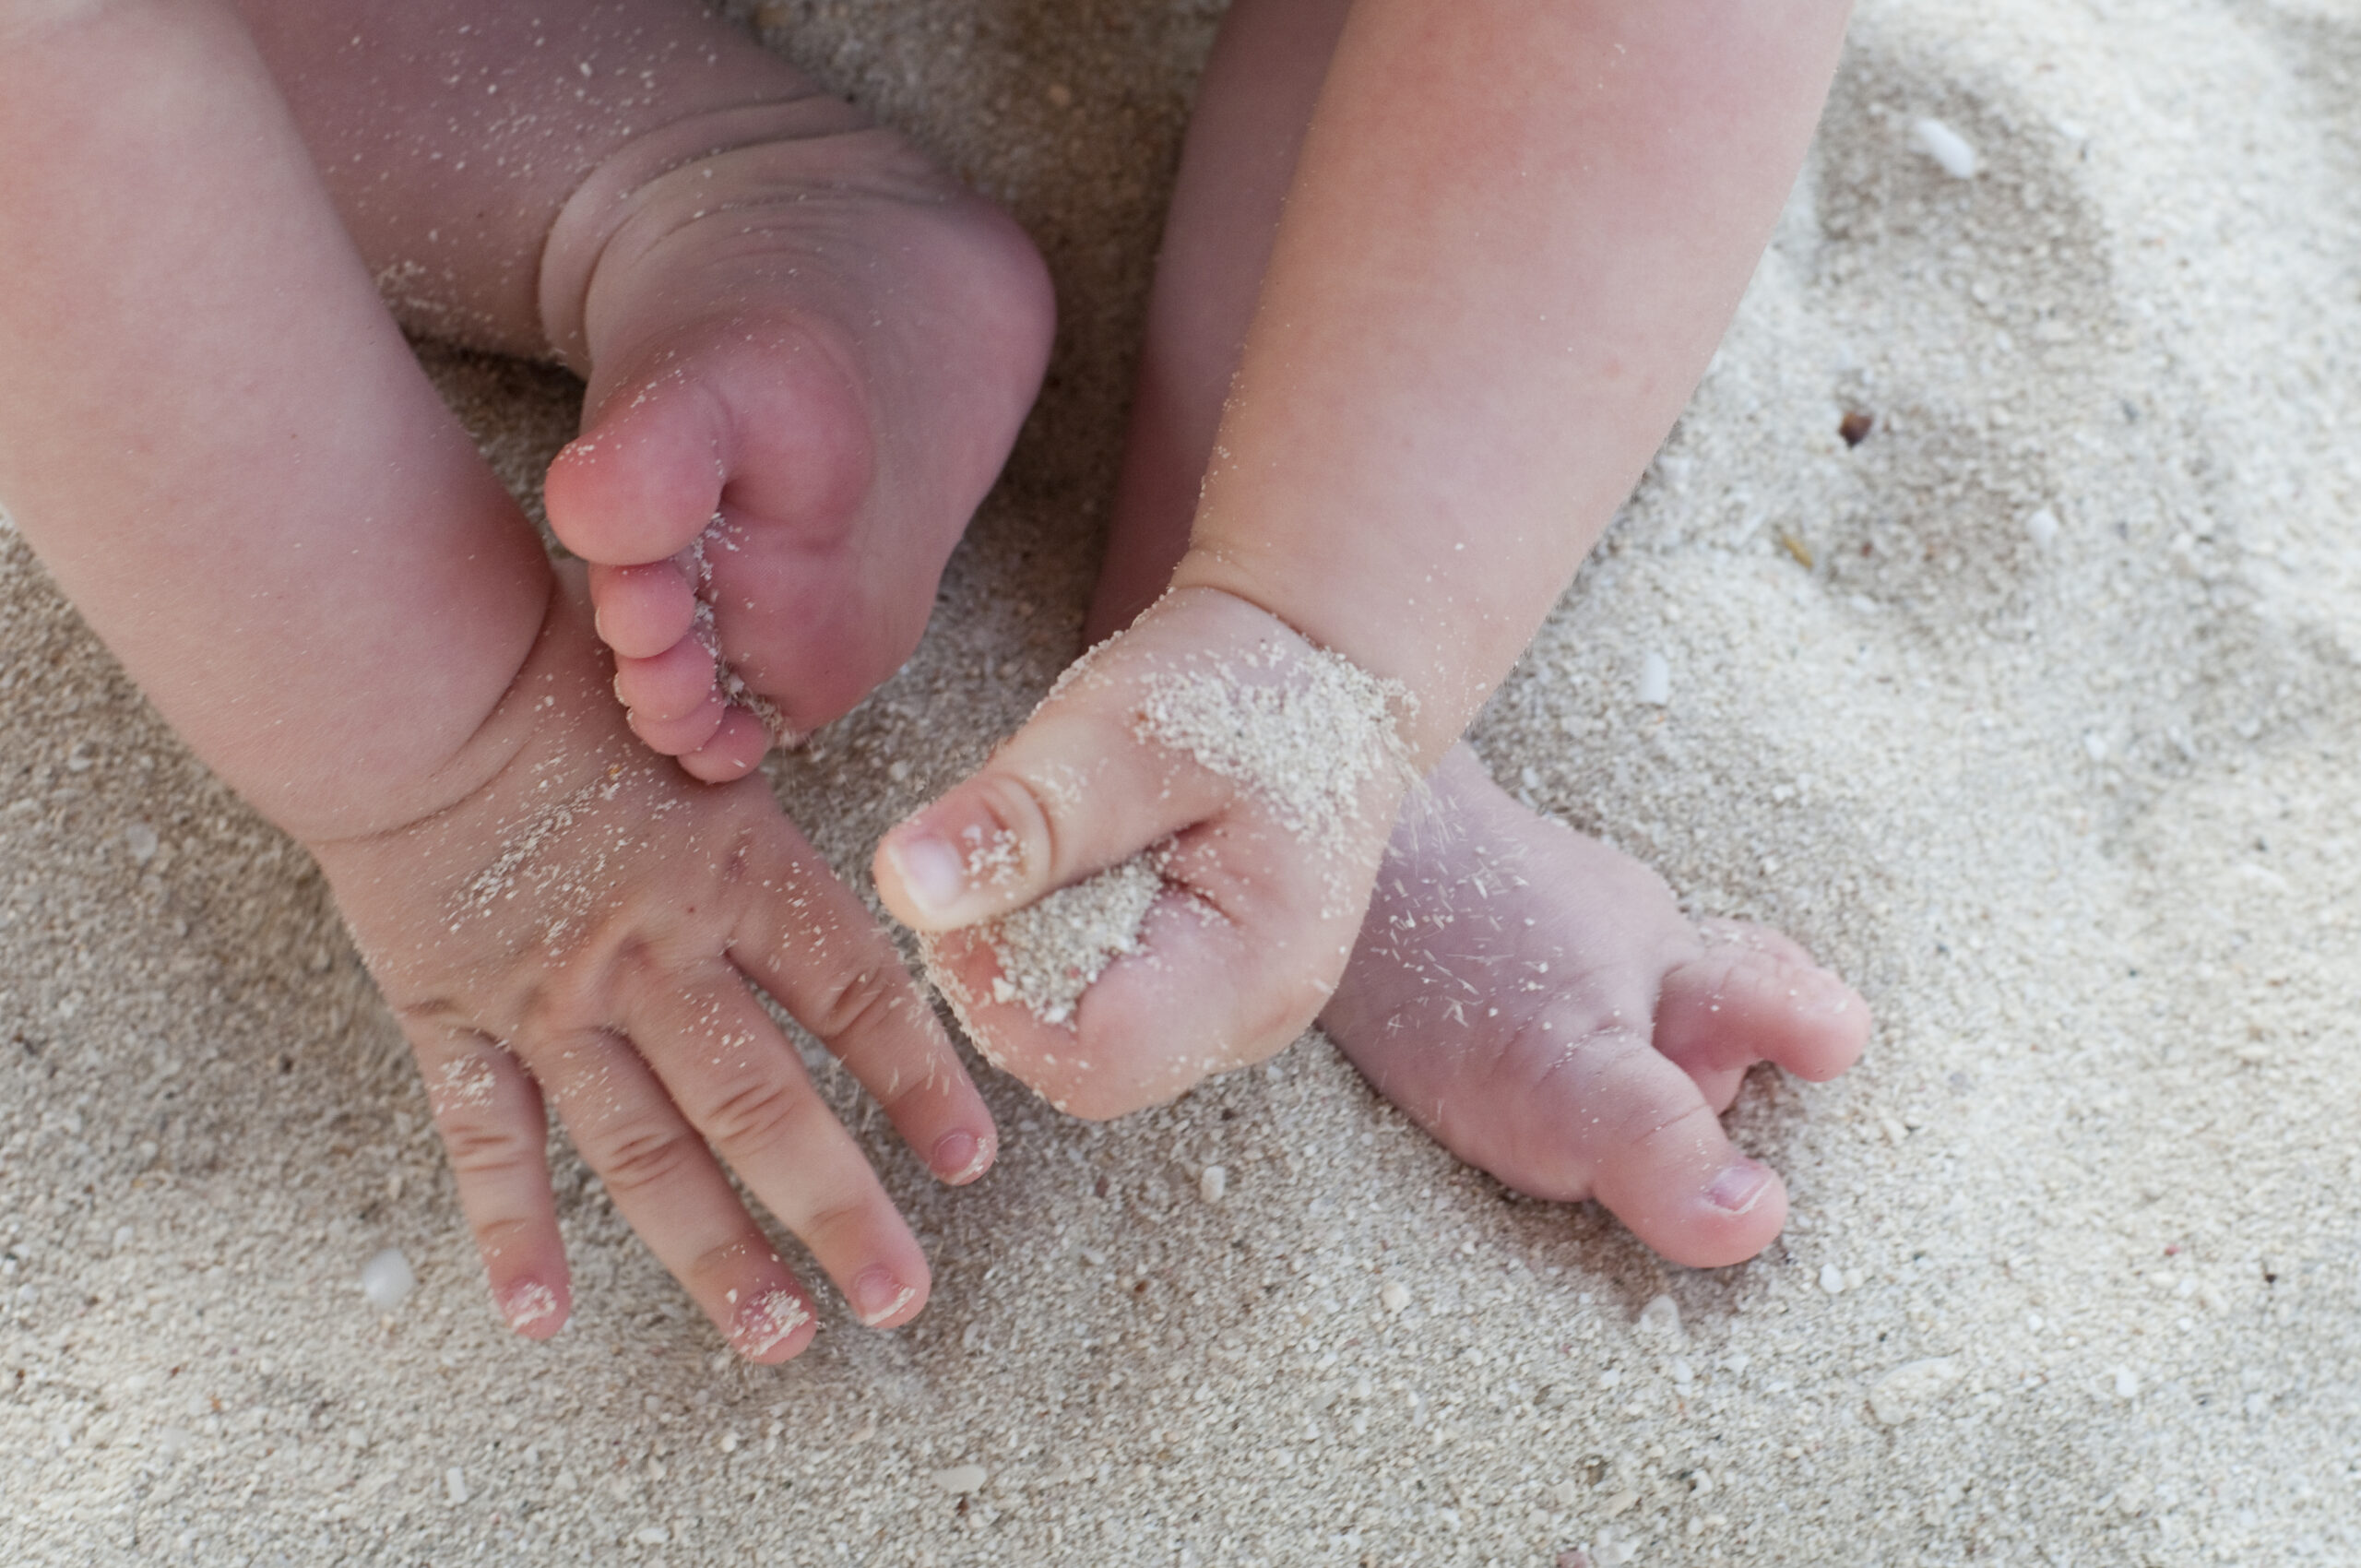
[1085,0,1867,1267]
[239,0,1055,775]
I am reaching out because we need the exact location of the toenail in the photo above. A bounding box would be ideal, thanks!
[887,833,967,920]
[1705,1159,1774,1216]
[930,1129,991,1184]
[848,1267,918,1328]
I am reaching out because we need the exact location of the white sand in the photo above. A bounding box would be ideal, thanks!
[6,0,2359,1562]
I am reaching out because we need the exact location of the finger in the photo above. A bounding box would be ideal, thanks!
[728,826,998,1186]
[625,975,935,1329]
[1655,921,1870,1105]
[872,651,1233,932]
[534,1026,820,1360]
[675,706,771,784]
[588,561,699,659]
[401,1020,571,1339]
[614,635,718,722]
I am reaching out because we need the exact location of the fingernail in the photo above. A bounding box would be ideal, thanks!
[1706,1159,1774,1216]
[849,1267,919,1328]
[1802,970,1861,1016]
[501,1280,563,1334]
[887,832,967,920]
[931,1129,992,1185]
[727,1286,813,1360]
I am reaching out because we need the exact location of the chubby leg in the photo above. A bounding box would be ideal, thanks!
[1086,0,1867,1266]
[239,0,1055,774]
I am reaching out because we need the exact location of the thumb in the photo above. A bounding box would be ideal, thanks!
[872,659,1228,932]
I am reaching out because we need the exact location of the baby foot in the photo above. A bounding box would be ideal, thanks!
[872,588,1418,1117]
[539,99,1053,781]
[1321,746,1869,1267]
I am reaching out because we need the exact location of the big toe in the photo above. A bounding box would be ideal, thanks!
[1655,922,1870,1108]
[543,320,872,569]
[1555,1034,1792,1268]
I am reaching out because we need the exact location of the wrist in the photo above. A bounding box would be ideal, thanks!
[1165,541,1538,769]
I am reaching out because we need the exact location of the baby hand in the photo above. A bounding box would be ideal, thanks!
[310,583,994,1358]
[873,588,1416,1116]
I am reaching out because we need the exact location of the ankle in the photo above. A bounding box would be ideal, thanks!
[537,94,879,373]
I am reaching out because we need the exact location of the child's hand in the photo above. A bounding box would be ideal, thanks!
[872,588,1416,1115]
[310,585,995,1359]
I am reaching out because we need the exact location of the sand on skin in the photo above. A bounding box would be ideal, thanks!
[2,0,2358,1562]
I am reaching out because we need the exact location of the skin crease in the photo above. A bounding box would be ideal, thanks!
[0,0,1046,1354]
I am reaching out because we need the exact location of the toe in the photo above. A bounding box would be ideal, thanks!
[588,561,700,659]
[630,689,730,757]
[615,636,719,723]
[1655,924,1870,1106]
[676,708,771,784]
[546,378,729,567]
[1544,1030,1792,1269]
[547,318,874,570]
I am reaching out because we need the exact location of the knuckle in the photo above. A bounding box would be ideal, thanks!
[437,1112,537,1178]
[694,1071,809,1154]
[807,959,902,1048]
[592,1117,701,1198]
[967,768,1063,883]
[797,1194,879,1258]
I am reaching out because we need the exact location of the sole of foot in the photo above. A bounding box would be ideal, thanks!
[542,110,1053,778]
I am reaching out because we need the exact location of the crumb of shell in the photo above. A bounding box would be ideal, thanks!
[1635,1293,1684,1342]
[932,1463,989,1493]
[360,1248,416,1312]
[1379,1281,1411,1314]
[1198,1164,1227,1203]
[1910,114,1978,178]
[1868,1358,1964,1425]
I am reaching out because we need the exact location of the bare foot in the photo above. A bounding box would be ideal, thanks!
[1320,746,1868,1267]
[539,99,1053,780]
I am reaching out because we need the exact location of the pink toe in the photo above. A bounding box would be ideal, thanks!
[1584,1087,1792,1270]
[544,374,729,567]
[615,636,719,722]
[588,562,700,659]
[630,690,730,756]
[677,707,771,783]
[1655,933,1870,1089]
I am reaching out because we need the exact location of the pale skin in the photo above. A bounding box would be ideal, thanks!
[3,0,1866,1367]
[0,0,1052,1355]
[868,0,1872,1267]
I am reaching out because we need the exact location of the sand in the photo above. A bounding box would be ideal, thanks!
[4,0,2358,1562]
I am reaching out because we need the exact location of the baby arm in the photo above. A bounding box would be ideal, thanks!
[0,2,994,1352]
[876,0,1852,1107]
